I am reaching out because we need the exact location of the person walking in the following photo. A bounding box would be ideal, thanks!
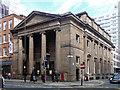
[55,71,58,82]
[51,69,55,82]
[8,73,11,80]
[41,72,45,83]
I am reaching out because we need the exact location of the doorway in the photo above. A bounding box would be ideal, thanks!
[76,69,79,81]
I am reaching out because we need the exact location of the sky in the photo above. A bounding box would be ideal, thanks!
[20,0,120,17]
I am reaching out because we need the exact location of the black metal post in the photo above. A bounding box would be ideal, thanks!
[81,69,83,86]
[24,18,27,83]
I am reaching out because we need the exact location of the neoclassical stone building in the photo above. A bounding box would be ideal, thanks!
[11,11,114,81]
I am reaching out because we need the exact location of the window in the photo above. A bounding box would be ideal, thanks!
[87,59,90,74]
[87,40,89,47]
[8,33,12,42]
[104,48,106,55]
[94,44,96,49]
[4,34,7,43]
[0,23,1,32]
[0,48,1,56]
[0,36,1,44]
[9,19,12,29]
[3,47,7,56]
[94,44,97,54]
[76,34,80,43]
[99,47,101,55]
[76,56,80,64]
[99,62,101,73]
[3,21,7,30]
[94,61,96,74]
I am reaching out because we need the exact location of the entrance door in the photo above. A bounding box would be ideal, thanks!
[76,69,79,81]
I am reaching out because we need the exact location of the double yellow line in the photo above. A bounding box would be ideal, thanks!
[81,81,104,88]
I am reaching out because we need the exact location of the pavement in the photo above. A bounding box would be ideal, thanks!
[4,79,104,88]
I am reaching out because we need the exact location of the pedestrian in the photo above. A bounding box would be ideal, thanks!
[30,71,33,81]
[51,69,55,82]
[55,71,58,82]
[41,72,45,83]
[24,72,27,82]
[8,73,11,80]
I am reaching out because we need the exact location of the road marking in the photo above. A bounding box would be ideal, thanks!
[81,81,104,88]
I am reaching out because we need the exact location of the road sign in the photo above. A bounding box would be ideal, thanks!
[81,64,85,69]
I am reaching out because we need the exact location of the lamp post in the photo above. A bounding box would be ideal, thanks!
[24,18,27,82]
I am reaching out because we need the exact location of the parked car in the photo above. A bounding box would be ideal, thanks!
[109,73,120,84]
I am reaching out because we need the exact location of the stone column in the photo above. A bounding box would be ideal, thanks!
[101,45,104,74]
[41,32,46,73]
[55,29,61,72]
[106,48,108,74]
[29,34,34,74]
[18,37,23,74]
[109,50,112,74]
[90,39,94,74]
[96,42,99,74]
[83,35,88,74]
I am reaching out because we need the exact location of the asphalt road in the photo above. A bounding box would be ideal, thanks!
[3,79,120,89]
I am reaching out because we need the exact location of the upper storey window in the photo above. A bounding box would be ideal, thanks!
[76,34,80,43]
[3,21,7,30]
[9,19,12,29]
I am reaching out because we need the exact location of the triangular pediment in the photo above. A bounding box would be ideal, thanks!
[14,11,59,29]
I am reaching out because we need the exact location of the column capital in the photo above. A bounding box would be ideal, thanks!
[18,36,22,40]
[27,34,33,37]
[39,31,46,35]
[54,28,61,32]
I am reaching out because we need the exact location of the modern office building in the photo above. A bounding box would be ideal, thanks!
[0,14,23,78]
[94,2,120,73]
[0,0,20,18]
[11,11,114,81]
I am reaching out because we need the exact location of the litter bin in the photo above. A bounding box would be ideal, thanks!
[84,76,88,81]
[61,73,64,81]
[60,73,67,81]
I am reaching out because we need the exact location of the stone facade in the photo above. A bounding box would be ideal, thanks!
[11,11,114,81]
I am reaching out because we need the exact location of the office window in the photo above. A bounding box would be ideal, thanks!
[0,23,1,32]
[9,19,12,29]
[0,35,1,44]
[76,56,80,64]
[3,21,7,30]
[3,47,7,56]
[0,48,1,56]
[4,34,7,43]
[76,34,80,43]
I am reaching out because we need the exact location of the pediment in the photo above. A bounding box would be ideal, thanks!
[14,11,59,29]
[25,14,53,26]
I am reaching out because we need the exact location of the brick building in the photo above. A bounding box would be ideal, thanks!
[0,14,23,77]
[11,11,114,81]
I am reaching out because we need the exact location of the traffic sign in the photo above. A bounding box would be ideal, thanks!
[81,64,85,69]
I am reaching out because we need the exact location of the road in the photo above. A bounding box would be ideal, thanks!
[3,79,120,89]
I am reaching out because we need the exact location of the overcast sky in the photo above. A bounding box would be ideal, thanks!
[20,0,120,17]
